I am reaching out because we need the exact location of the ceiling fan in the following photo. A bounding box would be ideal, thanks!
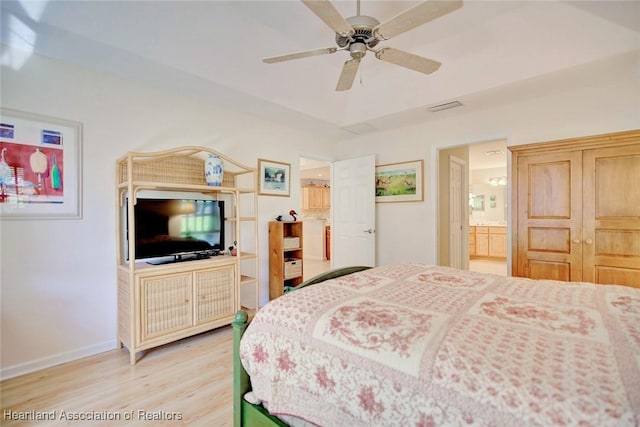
[263,0,463,91]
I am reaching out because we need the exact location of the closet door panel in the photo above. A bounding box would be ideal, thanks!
[528,162,572,218]
[595,266,640,289]
[583,144,640,287]
[515,151,583,280]
[528,260,570,281]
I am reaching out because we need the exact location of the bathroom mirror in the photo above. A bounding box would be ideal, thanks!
[471,194,485,211]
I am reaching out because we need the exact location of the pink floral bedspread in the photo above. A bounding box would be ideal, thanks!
[240,264,640,426]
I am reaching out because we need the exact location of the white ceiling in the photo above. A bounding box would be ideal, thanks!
[2,0,639,138]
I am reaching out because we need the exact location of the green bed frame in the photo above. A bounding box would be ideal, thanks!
[232,266,372,427]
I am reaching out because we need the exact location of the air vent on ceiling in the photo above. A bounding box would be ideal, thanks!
[342,122,378,135]
[427,101,463,113]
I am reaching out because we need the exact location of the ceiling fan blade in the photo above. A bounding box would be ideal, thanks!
[263,47,338,64]
[375,47,441,74]
[373,0,463,40]
[301,0,354,38]
[336,59,360,91]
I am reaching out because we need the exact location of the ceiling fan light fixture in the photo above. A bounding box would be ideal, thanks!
[349,42,367,59]
[427,101,463,113]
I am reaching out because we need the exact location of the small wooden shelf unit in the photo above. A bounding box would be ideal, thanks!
[268,221,303,300]
[116,146,258,364]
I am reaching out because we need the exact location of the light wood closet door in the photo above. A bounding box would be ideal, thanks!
[583,144,640,287]
[516,150,583,281]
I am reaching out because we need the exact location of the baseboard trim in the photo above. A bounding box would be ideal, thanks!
[1,340,116,381]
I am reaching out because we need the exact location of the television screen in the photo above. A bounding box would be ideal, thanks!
[130,198,225,262]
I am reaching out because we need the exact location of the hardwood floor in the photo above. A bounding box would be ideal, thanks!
[303,259,330,280]
[468,259,507,276]
[1,326,234,426]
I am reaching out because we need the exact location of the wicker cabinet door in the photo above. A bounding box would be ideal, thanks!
[195,265,236,325]
[140,272,193,343]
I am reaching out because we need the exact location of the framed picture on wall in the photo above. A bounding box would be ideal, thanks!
[258,158,290,196]
[375,159,423,203]
[0,108,83,219]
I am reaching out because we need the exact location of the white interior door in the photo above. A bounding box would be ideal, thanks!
[449,156,467,269]
[331,155,376,268]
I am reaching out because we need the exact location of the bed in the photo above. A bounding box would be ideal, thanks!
[232,264,640,426]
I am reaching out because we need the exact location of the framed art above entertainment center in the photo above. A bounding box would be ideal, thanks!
[115,146,257,364]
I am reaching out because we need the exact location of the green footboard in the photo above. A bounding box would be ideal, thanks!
[232,266,372,427]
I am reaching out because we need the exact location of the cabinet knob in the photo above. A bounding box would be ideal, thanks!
[585,239,593,245]
[572,239,581,244]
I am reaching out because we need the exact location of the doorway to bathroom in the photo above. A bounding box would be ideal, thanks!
[468,140,508,276]
[438,139,509,276]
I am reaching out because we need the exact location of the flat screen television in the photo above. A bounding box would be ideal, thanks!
[128,198,225,264]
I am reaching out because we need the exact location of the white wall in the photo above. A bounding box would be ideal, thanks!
[337,71,640,267]
[0,53,336,378]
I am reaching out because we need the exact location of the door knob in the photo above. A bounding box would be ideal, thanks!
[363,229,374,234]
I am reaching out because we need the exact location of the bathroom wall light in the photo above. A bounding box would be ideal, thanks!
[488,176,507,186]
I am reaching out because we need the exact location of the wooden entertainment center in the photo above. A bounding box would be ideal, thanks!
[116,147,257,364]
